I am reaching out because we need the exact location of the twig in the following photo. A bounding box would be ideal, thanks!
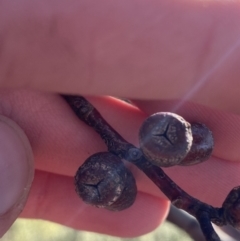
[63,95,240,241]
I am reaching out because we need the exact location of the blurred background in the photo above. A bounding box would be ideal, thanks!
[2,205,239,241]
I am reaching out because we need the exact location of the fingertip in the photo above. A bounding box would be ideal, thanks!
[0,116,34,237]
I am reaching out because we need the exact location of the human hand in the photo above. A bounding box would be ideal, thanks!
[1,0,240,238]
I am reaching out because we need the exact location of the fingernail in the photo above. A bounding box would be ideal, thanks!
[0,116,34,236]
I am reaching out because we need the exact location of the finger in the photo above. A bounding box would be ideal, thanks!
[21,170,169,237]
[0,116,34,237]
[1,90,240,209]
[0,90,144,176]
[1,91,238,168]
[1,0,240,112]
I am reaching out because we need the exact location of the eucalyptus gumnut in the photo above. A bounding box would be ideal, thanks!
[179,123,214,166]
[75,152,137,211]
[139,112,193,167]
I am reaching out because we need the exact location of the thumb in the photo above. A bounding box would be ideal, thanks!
[0,116,34,237]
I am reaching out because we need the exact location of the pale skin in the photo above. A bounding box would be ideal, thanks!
[0,0,240,238]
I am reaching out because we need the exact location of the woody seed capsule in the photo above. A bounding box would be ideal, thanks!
[139,112,193,167]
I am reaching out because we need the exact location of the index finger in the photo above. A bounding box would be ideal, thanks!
[1,0,240,111]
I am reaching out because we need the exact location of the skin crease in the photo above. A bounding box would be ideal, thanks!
[0,0,240,238]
